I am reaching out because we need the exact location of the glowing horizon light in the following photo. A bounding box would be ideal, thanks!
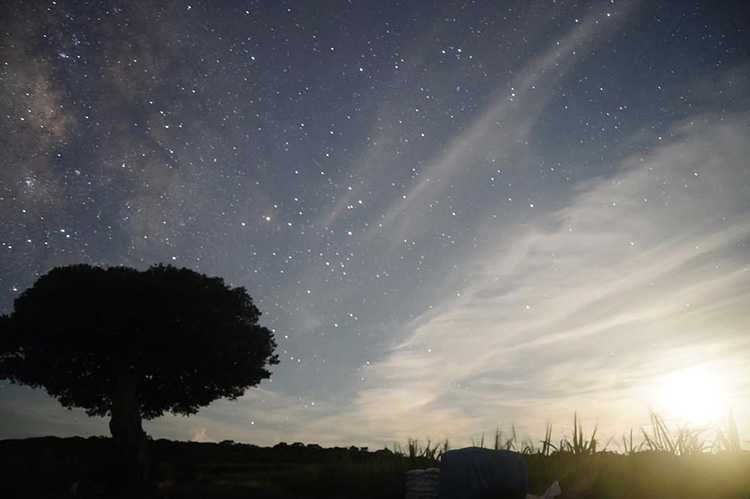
[650,364,732,427]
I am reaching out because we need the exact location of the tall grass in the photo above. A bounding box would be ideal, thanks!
[170,411,750,498]
[392,438,449,460]
[163,411,750,498]
[440,410,746,457]
[199,411,749,499]
[716,408,742,452]
[384,411,749,499]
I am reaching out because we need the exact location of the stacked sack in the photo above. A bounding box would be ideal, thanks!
[405,468,440,499]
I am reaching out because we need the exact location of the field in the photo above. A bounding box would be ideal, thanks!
[1,413,749,498]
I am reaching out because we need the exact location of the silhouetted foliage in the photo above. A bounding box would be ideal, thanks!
[0,263,278,417]
[0,263,279,492]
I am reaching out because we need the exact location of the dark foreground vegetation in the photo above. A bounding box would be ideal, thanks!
[1,429,749,499]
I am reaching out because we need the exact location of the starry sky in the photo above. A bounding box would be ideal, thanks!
[1,0,749,449]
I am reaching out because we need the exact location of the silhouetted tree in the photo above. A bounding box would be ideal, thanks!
[0,264,279,493]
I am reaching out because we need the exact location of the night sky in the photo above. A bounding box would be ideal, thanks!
[1,0,749,448]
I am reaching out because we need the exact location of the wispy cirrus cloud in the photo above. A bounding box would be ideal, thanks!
[310,113,750,446]
[363,2,639,244]
[320,2,641,241]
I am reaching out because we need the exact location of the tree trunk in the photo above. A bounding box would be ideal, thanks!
[109,368,150,495]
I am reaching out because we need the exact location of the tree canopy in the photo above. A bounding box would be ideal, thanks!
[0,263,279,420]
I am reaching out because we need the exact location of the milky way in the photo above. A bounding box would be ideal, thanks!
[1,1,749,447]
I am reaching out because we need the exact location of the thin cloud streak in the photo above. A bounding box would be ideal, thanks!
[365,1,639,244]
[320,2,639,241]
[314,113,750,446]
